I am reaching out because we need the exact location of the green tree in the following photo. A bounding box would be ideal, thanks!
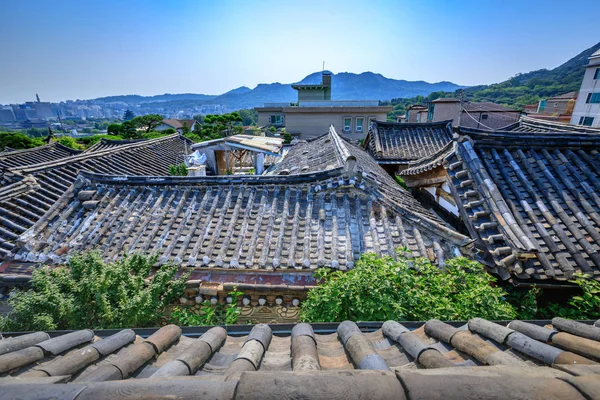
[132,114,164,133]
[282,131,293,144]
[169,163,188,176]
[0,132,44,150]
[123,109,135,121]
[300,253,516,322]
[56,136,83,150]
[0,251,189,331]
[107,123,122,135]
[120,120,140,139]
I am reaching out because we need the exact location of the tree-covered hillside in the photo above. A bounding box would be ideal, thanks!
[384,42,600,121]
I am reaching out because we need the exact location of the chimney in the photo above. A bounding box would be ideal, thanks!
[322,72,332,100]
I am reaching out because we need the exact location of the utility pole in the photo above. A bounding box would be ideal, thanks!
[457,89,465,127]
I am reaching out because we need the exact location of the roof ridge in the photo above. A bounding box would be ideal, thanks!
[328,125,354,170]
[0,175,40,202]
[8,133,185,174]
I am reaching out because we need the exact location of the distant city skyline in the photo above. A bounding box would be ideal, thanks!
[0,0,598,104]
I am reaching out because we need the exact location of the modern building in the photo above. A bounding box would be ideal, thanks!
[570,48,600,127]
[255,72,392,141]
[0,107,15,123]
[429,98,521,129]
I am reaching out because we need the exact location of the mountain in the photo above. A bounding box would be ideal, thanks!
[94,93,217,105]
[464,42,600,106]
[88,73,464,112]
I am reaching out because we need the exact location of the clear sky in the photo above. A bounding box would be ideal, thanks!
[0,0,598,103]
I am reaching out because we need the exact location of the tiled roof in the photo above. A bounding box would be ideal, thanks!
[0,143,81,171]
[400,142,456,176]
[501,116,600,133]
[446,128,600,282]
[161,119,197,130]
[84,138,147,153]
[0,134,191,260]
[364,121,454,164]
[13,127,470,269]
[0,318,599,399]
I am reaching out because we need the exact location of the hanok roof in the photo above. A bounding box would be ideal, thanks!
[13,126,470,269]
[400,141,456,177]
[84,138,146,153]
[0,143,81,171]
[0,317,599,399]
[161,119,197,130]
[364,120,454,164]
[502,115,600,133]
[446,128,600,282]
[0,134,190,260]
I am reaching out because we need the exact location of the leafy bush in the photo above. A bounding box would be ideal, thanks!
[282,131,293,144]
[78,134,123,147]
[169,163,188,176]
[395,175,408,189]
[56,136,84,150]
[507,274,600,320]
[142,131,169,140]
[300,252,516,322]
[170,287,243,326]
[0,132,44,150]
[0,251,189,331]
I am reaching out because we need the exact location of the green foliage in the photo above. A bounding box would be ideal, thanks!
[394,175,408,189]
[107,123,122,135]
[0,251,189,331]
[236,109,258,126]
[131,114,163,133]
[120,120,141,139]
[123,109,135,121]
[300,253,516,322]
[162,127,177,135]
[269,126,276,133]
[169,163,188,176]
[282,130,293,144]
[0,132,44,150]
[142,131,169,140]
[78,134,123,148]
[56,136,84,150]
[170,287,243,326]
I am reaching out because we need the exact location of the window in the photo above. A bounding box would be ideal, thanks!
[586,93,600,104]
[355,117,364,132]
[270,115,282,125]
[343,117,352,132]
[481,114,488,120]
[594,68,600,80]
[579,116,595,126]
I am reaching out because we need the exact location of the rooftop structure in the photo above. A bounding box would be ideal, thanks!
[0,317,599,399]
[256,72,392,140]
[363,120,453,174]
[429,98,522,129]
[0,134,191,260]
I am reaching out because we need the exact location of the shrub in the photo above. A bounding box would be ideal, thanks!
[0,251,189,331]
[56,136,84,150]
[78,134,123,147]
[300,252,516,322]
[395,175,408,189]
[170,287,243,326]
[142,131,169,140]
[169,163,188,176]
[0,132,44,150]
[282,131,293,144]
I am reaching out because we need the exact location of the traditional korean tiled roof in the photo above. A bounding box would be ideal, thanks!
[0,134,191,260]
[0,317,599,399]
[12,126,470,269]
[400,141,456,176]
[84,138,147,153]
[364,121,453,164]
[501,116,600,133]
[446,127,600,282]
[0,143,81,171]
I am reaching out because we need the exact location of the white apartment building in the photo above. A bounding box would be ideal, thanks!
[570,49,600,128]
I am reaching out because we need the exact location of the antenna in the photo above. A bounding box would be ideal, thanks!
[322,61,325,72]
[36,94,41,103]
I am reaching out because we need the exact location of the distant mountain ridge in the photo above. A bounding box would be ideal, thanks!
[91,72,465,111]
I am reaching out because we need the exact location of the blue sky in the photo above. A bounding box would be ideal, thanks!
[0,0,598,103]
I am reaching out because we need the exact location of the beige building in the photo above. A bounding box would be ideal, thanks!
[430,98,521,129]
[256,72,392,140]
